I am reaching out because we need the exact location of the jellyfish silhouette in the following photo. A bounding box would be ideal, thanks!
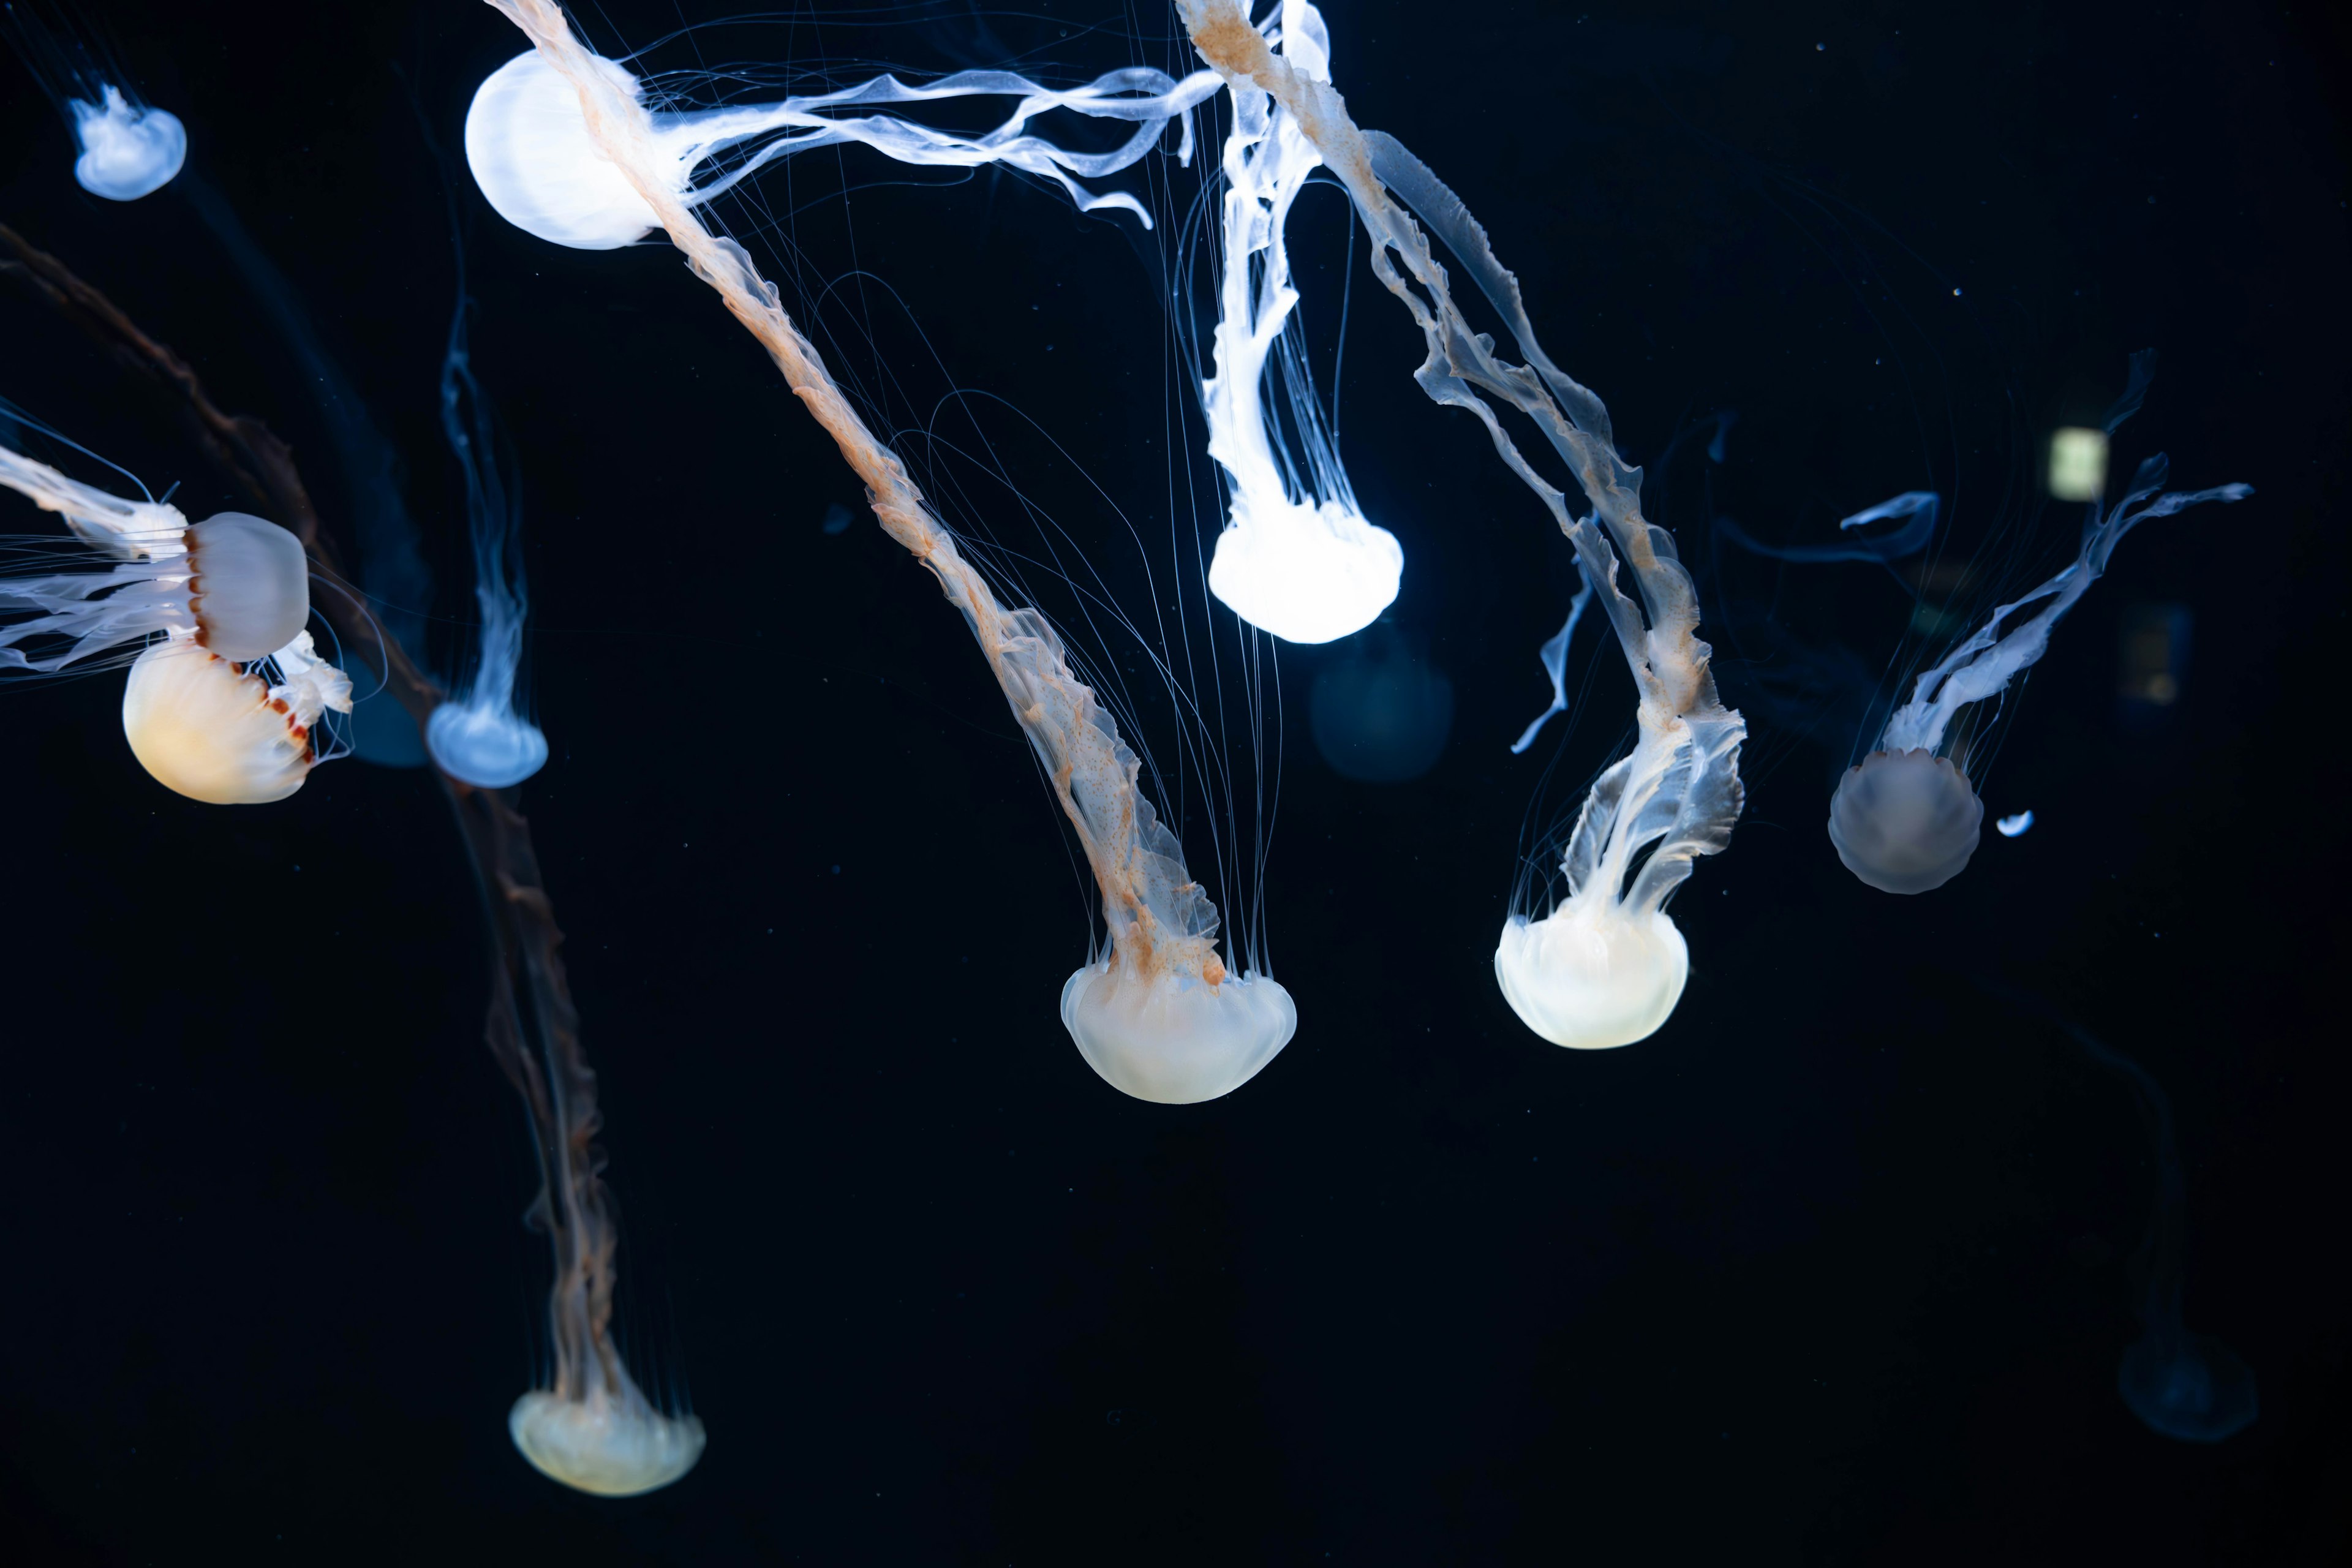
[1,1,184,200]
[2008,994,2258,1442]
[1174,0,1746,1049]
[1309,622,1453,782]
[1828,353,2248,894]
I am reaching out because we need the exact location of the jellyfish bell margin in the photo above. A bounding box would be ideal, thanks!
[509,1381,706,1498]
[1826,748,1984,895]
[1062,952,1297,1104]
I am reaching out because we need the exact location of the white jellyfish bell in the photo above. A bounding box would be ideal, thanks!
[1,438,350,804]
[2,7,186,201]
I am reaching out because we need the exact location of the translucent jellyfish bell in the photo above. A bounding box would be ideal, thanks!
[1495,901,1688,1052]
[70,84,186,202]
[422,243,547,790]
[1826,748,1983,895]
[3,7,187,202]
[511,1376,706,1497]
[1062,951,1297,1104]
[123,631,345,805]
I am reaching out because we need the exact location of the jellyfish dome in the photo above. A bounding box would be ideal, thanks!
[466,50,665,251]
[428,701,548,788]
[1495,902,1687,1052]
[1826,748,1984,895]
[1207,494,1402,646]
[70,85,186,202]
[510,1381,706,1497]
[2119,1332,2259,1443]
[123,631,349,805]
[1061,953,1296,1104]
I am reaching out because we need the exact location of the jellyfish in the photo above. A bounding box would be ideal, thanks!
[1828,353,2249,895]
[1,2,185,200]
[1192,2,1401,644]
[2033,1003,2258,1442]
[464,37,1221,252]
[1309,621,1453,783]
[1176,0,1746,1050]
[0,432,351,803]
[424,263,547,789]
[475,0,1295,1108]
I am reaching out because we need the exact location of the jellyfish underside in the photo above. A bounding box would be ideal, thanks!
[510,1377,706,1498]
[1827,748,1983,895]
[1061,954,1297,1104]
[2119,1330,2258,1443]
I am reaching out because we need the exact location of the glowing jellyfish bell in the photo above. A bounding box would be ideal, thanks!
[1,440,349,803]
[2,7,186,201]
[1829,353,2248,895]
[511,1378,704,1497]
[69,84,186,201]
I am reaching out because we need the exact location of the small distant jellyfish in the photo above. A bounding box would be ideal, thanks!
[2043,1007,2257,1443]
[1995,809,2034,837]
[477,0,1294,1105]
[1,433,350,802]
[1829,352,2249,895]
[1195,1,1402,645]
[424,265,548,789]
[1173,0,1746,1050]
[2,6,185,200]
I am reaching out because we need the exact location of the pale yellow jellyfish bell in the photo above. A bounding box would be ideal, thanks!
[465,49,665,251]
[510,1379,706,1498]
[1063,945,1298,1104]
[123,629,348,805]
